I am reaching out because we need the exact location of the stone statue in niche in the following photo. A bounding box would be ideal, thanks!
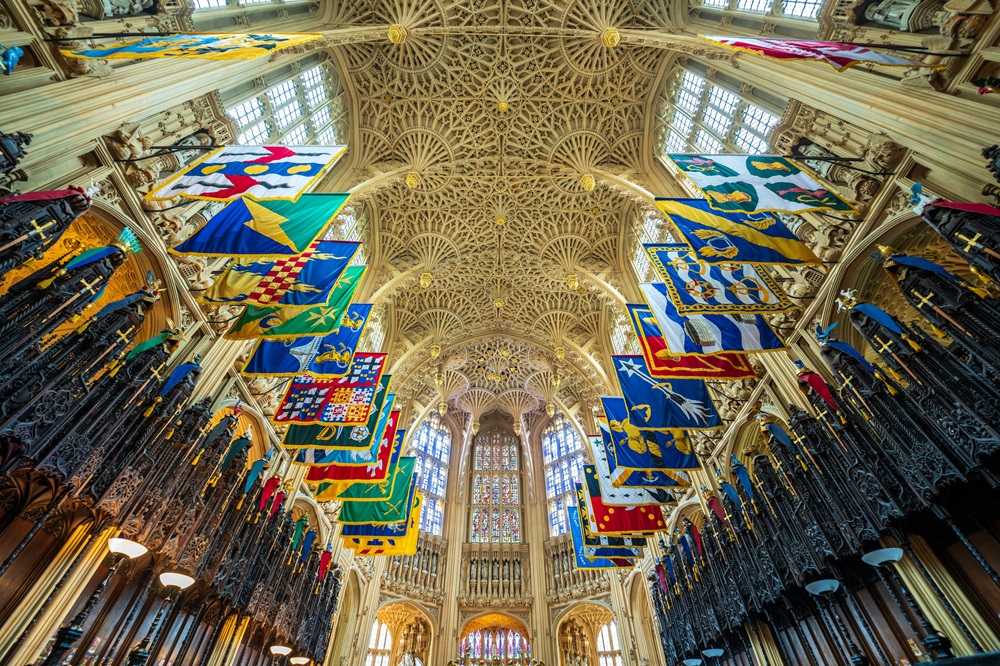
[863,0,944,31]
[795,141,879,201]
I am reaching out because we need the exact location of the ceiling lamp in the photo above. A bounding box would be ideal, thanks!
[472,420,480,435]
[290,658,311,666]
[420,272,432,288]
[566,274,578,290]
[546,402,555,418]
[158,572,195,590]
[555,346,566,362]
[438,401,447,417]
[580,173,596,191]
[270,645,293,656]
[107,537,148,560]
[430,344,442,359]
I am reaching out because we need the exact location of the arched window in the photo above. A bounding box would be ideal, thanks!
[410,411,451,536]
[470,428,521,543]
[596,621,624,666]
[461,628,529,662]
[694,0,824,18]
[660,69,781,156]
[365,619,392,666]
[542,415,587,537]
[225,60,347,146]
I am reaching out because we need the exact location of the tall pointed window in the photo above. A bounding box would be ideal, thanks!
[542,415,587,537]
[693,0,824,18]
[661,70,780,156]
[597,621,624,666]
[225,61,347,146]
[470,428,521,543]
[409,412,451,536]
[365,620,392,666]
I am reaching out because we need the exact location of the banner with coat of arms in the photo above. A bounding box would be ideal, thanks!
[644,243,797,315]
[272,352,386,425]
[666,154,855,214]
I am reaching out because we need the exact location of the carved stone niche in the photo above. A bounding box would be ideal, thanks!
[854,0,991,43]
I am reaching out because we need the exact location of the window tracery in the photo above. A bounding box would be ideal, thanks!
[470,428,521,543]
[365,619,392,666]
[410,411,451,536]
[460,628,529,663]
[224,61,347,147]
[542,415,587,537]
[597,621,624,666]
[660,69,781,157]
[693,0,824,18]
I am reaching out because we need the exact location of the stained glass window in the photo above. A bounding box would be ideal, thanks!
[225,61,347,147]
[409,411,451,536]
[597,621,624,666]
[542,415,587,537]
[462,629,528,659]
[659,69,780,158]
[470,428,521,543]
[365,620,392,666]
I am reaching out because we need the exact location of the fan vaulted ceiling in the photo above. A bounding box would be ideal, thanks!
[323,0,686,422]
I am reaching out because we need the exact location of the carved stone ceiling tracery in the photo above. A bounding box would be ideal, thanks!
[325,0,682,419]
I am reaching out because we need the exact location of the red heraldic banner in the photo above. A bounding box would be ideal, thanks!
[699,36,941,72]
[628,304,756,379]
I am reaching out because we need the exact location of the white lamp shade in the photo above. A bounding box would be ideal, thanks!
[108,537,148,559]
[270,645,293,656]
[682,660,703,666]
[805,579,841,596]
[290,658,311,665]
[862,547,904,567]
[158,572,195,590]
[702,649,725,658]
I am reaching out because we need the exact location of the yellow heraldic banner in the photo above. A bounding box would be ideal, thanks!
[62,33,323,61]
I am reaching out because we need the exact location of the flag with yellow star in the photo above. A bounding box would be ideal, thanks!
[171,193,349,257]
[224,265,364,340]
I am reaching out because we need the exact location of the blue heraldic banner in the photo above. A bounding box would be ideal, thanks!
[568,506,635,569]
[244,303,372,377]
[339,481,418,538]
[655,198,820,265]
[644,243,797,315]
[640,282,786,355]
[613,356,722,431]
[171,193,348,256]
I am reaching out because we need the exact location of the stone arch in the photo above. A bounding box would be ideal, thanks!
[818,209,978,363]
[628,573,665,666]
[329,569,362,666]
[0,200,182,348]
[458,611,532,663]
[554,601,616,666]
[374,600,438,666]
